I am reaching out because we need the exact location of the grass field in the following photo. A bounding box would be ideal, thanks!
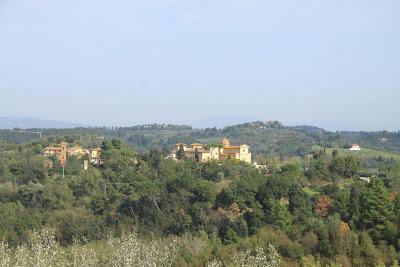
[312,145,400,160]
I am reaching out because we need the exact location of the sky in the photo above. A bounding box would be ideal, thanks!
[0,0,399,131]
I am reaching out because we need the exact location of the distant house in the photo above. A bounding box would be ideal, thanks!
[253,161,267,170]
[91,148,103,165]
[44,142,68,166]
[359,176,371,183]
[349,144,361,151]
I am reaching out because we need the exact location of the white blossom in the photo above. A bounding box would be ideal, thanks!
[229,243,281,267]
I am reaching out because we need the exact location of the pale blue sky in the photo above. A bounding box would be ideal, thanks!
[0,0,399,130]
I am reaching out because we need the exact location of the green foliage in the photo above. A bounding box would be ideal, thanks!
[176,145,185,160]
[359,179,395,241]
[265,198,292,232]
[9,157,46,184]
[330,155,361,178]
[0,202,37,246]
[0,137,399,266]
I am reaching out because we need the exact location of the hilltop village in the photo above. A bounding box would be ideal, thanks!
[41,137,364,172]
[43,137,254,169]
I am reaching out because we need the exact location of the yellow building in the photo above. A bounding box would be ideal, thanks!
[175,138,251,163]
[91,148,102,159]
[90,148,103,165]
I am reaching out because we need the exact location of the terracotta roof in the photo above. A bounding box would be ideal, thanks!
[223,146,241,149]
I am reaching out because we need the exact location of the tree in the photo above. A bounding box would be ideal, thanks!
[393,193,400,226]
[223,227,239,244]
[359,179,394,240]
[330,155,360,178]
[331,188,352,221]
[343,155,361,177]
[0,202,37,246]
[288,184,313,223]
[9,157,47,184]
[194,148,200,162]
[231,244,281,267]
[176,145,185,160]
[314,195,332,217]
[266,198,292,232]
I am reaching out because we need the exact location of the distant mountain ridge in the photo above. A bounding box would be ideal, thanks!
[0,117,82,129]
[192,115,260,129]
[1,119,400,155]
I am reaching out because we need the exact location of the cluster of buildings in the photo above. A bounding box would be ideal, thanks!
[44,142,102,166]
[44,137,252,167]
[171,137,252,163]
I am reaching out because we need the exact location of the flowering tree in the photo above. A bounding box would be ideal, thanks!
[230,243,281,267]
[0,229,178,267]
[106,232,178,267]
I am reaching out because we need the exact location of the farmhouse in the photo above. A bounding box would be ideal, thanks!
[349,144,361,151]
[44,142,68,166]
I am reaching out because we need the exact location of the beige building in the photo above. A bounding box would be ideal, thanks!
[349,144,361,151]
[68,145,89,157]
[175,138,251,163]
[44,143,102,166]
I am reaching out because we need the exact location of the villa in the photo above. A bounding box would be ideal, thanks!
[349,144,361,151]
[44,142,68,166]
[174,137,251,163]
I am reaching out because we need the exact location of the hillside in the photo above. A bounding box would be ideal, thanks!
[0,135,399,266]
[0,121,399,159]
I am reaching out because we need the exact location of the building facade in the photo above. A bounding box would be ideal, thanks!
[44,142,101,166]
[175,138,252,163]
[44,142,68,166]
[68,145,90,157]
[349,144,361,151]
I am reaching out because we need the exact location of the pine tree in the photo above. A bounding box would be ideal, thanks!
[359,179,394,238]
[266,198,292,232]
[176,145,184,160]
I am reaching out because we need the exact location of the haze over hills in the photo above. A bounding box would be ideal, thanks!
[3,114,398,133]
[191,115,261,129]
[0,117,83,129]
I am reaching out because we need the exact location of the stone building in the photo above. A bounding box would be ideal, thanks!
[174,137,251,163]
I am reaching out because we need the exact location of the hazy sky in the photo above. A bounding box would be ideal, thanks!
[0,0,399,130]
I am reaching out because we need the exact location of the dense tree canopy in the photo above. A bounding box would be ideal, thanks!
[0,136,399,266]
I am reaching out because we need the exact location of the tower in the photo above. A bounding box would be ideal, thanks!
[221,137,230,147]
[60,142,67,166]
